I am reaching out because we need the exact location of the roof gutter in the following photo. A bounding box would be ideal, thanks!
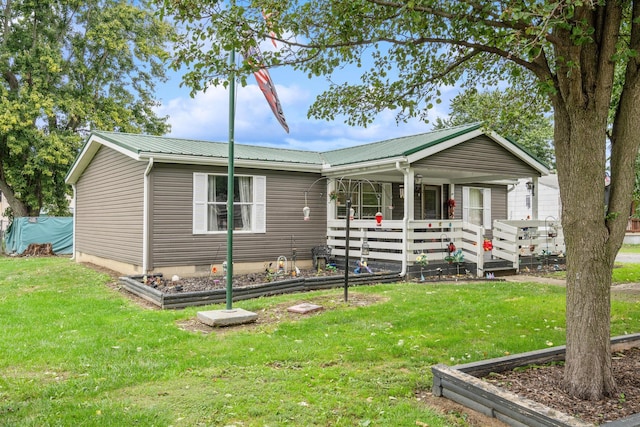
[395,161,409,278]
[322,156,407,175]
[138,153,323,173]
[143,157,154,273]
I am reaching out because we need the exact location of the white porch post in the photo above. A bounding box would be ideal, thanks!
[395,162,410,277]
[327,179,336,223]
[449,183,455,214]
[408,169,415,221]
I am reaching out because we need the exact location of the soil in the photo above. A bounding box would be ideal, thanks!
[91,263,640,426]
[141,268,344,294]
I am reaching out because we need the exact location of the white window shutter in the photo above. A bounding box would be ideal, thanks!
[253,175,266,233]
[483,188,492,229]
[193,173,207,234]
[462,186,470,222]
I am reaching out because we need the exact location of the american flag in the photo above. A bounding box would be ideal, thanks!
[243,45,289,133]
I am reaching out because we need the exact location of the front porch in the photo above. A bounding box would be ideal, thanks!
[326,218,565,279]
[307,124,556,278]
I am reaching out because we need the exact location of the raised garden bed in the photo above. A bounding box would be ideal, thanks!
[432,333,640,427]
[119,271,401,309]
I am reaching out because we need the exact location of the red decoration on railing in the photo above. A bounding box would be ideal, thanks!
[375,212,383,227]
[447,199,456,219]
[483,239,493,252]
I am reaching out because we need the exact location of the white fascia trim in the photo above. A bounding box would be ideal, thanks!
[321,156,408,176]
[140,153,322,173]
[486,131,550,175]
[406,129,484,164]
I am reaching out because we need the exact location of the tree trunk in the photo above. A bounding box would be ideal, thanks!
[0,174,29,218]
[554,105,617,400]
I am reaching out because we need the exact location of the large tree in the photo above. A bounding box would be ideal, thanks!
[433,88,555,166]
[162,0,640,400]
[0,0,172,217]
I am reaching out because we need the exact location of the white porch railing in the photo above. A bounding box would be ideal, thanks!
[327,218,565,276]
[327,219,486,274]
[493,219,565,259]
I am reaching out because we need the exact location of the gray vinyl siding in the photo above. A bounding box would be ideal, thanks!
[388,183,507,224]
[75,146,145,264]
[454,184,507,238]
[150,163,326,269]
[414,135,539,177]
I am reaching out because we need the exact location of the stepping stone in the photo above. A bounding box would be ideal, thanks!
[287,303,323,314]
[197,308,257,327]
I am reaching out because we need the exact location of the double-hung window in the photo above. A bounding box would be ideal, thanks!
[193,173,266,234]
[462,187,492,229]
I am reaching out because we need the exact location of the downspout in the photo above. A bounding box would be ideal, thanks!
[395,161,409,277]
[71,184,77,260]
[143,157,154,274]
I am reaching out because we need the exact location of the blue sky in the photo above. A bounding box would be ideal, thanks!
[154,59,458,151]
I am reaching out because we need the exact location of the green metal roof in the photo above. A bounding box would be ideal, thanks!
[67,123,549,184]
[320,123,482,166]
[92,131,326,165]
[91,123,483,167]
[66,123,548,183]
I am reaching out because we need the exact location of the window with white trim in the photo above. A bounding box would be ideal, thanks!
[193,173,266,234]
[335,183,392,219]
[462,187,492,229]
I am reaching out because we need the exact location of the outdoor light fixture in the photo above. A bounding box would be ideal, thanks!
[399,184,405,199]
[415,174,423,194]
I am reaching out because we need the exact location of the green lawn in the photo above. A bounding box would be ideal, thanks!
[542,251,640,283]
[0,257,639,426]
[620,244,640,254]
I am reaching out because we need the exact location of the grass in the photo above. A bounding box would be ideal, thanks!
[1,257,639,426]
[543,263,640,283]
[620,244,640,254]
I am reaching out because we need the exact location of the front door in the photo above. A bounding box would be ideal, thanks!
[422,185,441,219]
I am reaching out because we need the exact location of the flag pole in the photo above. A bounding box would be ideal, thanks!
[226,2,236,310]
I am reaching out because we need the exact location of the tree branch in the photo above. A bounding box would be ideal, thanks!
[365,0,565,45]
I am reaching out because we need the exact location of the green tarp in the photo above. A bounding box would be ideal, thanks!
[4,217,73,255]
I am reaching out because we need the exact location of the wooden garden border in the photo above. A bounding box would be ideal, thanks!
[432,333,640,427]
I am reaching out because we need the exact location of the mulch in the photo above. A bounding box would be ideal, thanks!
[484,347,640,425]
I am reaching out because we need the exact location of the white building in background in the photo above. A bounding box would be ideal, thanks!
[0,191,9,231]
[508,174,561,222]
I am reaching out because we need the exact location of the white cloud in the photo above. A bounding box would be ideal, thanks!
[156,78,451,151]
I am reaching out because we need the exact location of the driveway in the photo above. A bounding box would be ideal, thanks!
[616,252,640,264]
